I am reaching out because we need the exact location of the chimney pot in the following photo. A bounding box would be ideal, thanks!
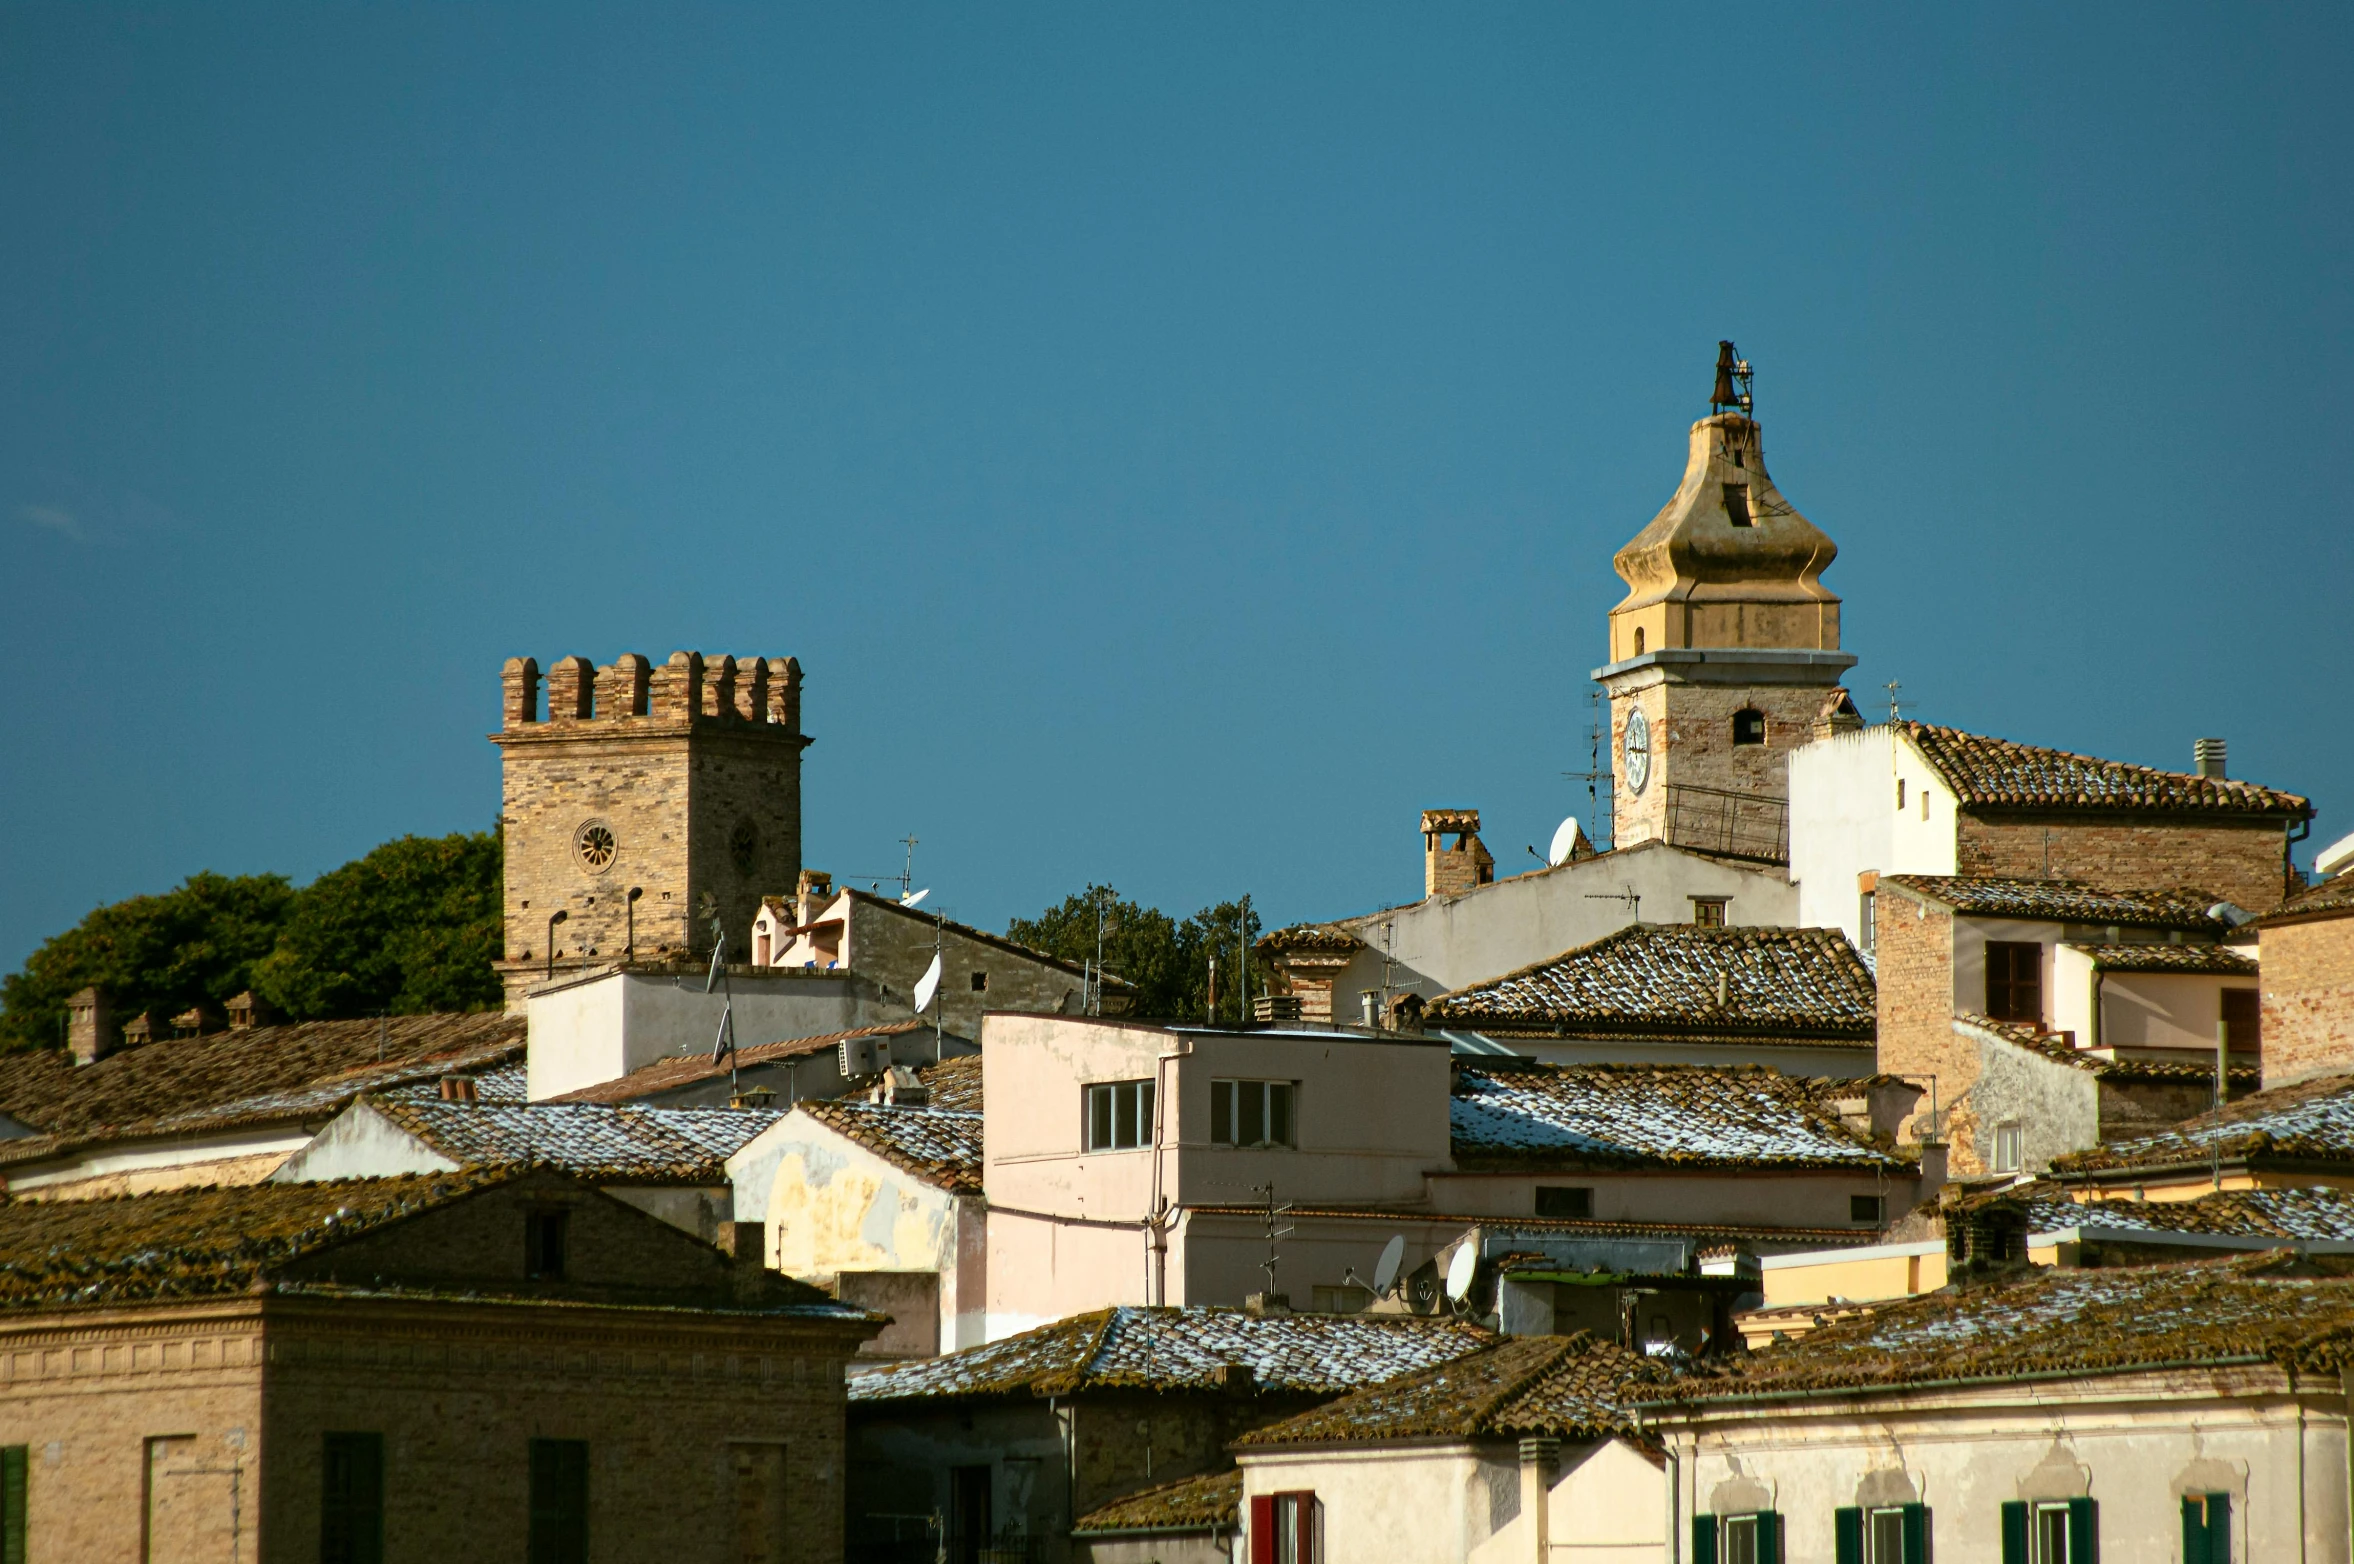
[2194,737,2227,780]
[437,1074,479,1104]
[65,987,117,1067]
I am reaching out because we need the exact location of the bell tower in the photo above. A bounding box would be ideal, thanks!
[1594,344,1857,863]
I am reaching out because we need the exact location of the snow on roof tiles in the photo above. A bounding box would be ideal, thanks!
[2053,1072,2354,1178]
[1449,1061,1904,1173]
[1880,876,2226,931]
[370,1098,779,1182]
[1234,1333,1669,1447]
[798,1100,983,1194]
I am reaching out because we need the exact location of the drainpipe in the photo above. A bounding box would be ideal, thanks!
[1664,1436,1681,1564]
[2340,1367,2353,1564]
[1148,1043,1188,1306]
[2089,966,2104,1053]
[1518,1439,1559,1564]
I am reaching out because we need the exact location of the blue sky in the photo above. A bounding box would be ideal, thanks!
[3,5,2349,970]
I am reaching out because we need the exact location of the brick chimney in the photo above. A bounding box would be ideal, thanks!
[718,1220,768,1303]
[1422,810,1495,899]
[225,991,280,1031]
[796,869,834,927]
[65,988,116,1066]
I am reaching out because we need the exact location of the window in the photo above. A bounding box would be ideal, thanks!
[969,971,988,992]
[1731,709,1766,746]
[1693,1511,1780,1564]
[525,1210,568,1282]
[2182,1492,2230,1564]
[1835,1504,1930,1564]
[1211,1080,1295,1148]
[1534,1186,1594,1219]
[0,1444,22,1564]
[1691,897,1730,928]
[949,1465,991,1564]
[1895,779,1906,810]
[1250,1491,1318,1564]
[1859,892,1876,952]
[321,1433,383,1564]
[1085,1080,1155,1152]
[1311,1283,1371,1315]
[1993,1122,2024,1174]
[1722,483,1754,527]
[2221,988,2259,1050]
[1985,942,2044,1023]
[1851,1194,1885,1224]
[527,1439,589,1564]
[1634,628,1646,655]
[2000,1497,2096,1564]
[1920,788,1930,820]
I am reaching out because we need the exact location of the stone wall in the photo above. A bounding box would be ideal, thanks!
[1953,813,2292,912]
[1871,890,1972,1161]
[2261,912,2354,1087]
[1609,676,1829,852]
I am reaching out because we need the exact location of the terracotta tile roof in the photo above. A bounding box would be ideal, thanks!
[847,1306,1493,1404]
[1258,925,1366,955]
[2057,942,2258,975]
[1980,1182,2354,1244]
[1954,1013,2259,1087]
[1449,1060,1905,1173]
[0,1012,522,1140]
[1072,1470,1241,1535]
[1234,1333,1670,1447]
[1181,1203,1875,1247]
[1426,926,1874,1041]
[366,1098,780,1182]
[546,1021,947,1104]
[2050,1071,2354,1178]
[797,1101,983,1194]
[1898,721,2310,818]
[2259,873,2354,927]
[1655,1251,2354,1402]
[917,1054,981,1112]
[1879,876,2227,931]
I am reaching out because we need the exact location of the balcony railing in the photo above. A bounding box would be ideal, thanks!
[1663,783,1789,865]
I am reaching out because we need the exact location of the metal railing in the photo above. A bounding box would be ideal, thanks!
[1663,783,1789,865]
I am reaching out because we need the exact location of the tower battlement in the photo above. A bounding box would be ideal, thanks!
[499,652,803,734]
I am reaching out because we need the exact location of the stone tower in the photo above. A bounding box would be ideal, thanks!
[1594,353,1857,861]
[491,651,809,1008]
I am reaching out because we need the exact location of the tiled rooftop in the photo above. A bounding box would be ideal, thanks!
[1994,1183,2354,1244]
[1426,926,1874,1041]
[797,1100,983,1194]
[1072,1470,1241,1535]
[1899,722,2310,818]
[1449,1060,1904,1173]
[1258,925,1366,955]
[1234,1333,1668,1447]
[2261,873,2354,926]
[848,1306,1493,1404]
[367,1097,780,1182]
[547,1020,948,1105]
[2058,942,2258,976]
[917,1054,982,1113]
[2051,1071,2354,1178]
[1955,1014,2260,1087]
[1879,876,2226,932]
[1657,1251,2354,1401]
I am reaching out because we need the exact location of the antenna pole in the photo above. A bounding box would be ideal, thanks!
[899,834,919,901]
[934,910,945,1058]
[1237,896,1249,1024]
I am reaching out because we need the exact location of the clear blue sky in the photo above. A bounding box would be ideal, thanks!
[4,5,2349,971]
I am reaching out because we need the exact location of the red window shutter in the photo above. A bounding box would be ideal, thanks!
[1250,1494,1276,1564]
[1296,1492,1317,1564]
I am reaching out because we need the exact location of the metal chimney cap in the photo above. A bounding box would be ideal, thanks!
[2193,737,2227,780]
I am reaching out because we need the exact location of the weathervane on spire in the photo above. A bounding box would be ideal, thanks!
[1710,340,1755,416]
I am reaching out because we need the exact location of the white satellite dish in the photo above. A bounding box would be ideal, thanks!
[900,888,930,908]
[1547,817,1587,867]
[912,953,943,1014]
[1372,1235,1407,1297]
[1444,1242,1478,1304]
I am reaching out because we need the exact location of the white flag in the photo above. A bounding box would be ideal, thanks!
[913,953,943,1014]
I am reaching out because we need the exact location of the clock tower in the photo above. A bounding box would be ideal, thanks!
[1594,345,1857,863]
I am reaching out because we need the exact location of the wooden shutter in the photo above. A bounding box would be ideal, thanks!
[1691,1513,1718,1564]
[1834,1508,1862,1564]
[0,1445,22,1564]
[1999,1501,2027,1564]
[1295,1492,1317,1564]
[1756,1511,1783,1564]
[2182,1495,2209,1564]
[2067,1497,2098,1562]
[1901,1503,1928,1564]
[1250,1495,1276,1564]
[2204,1492,2229,1563]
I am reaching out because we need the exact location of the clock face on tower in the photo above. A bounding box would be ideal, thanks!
[1622,709,1653,794]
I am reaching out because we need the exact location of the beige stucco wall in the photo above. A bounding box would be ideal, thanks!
[1789,727,1962,944]
[2049,948,2252,1056]
[525,965,903,1100]
[1759,1241,1947,1308]
[1424,1170,1914,1234]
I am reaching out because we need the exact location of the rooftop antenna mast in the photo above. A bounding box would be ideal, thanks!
[699,891,738,1091]
[897,834,919,901]
[1254,1183,1294,1302]
[1562,689,1615,851]
[1882,680,1913,725]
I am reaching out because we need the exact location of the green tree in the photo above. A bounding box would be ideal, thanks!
[252,831,503,1019]
[1009,887,1267,1022]
[0,871,296,1051]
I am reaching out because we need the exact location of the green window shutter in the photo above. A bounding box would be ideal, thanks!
[1756,1511,1783,1564]
[2183,1495,2208,1564]
[2067,1497,2098,1562]
[1692,1514,1718,1564]
[2207,1492,2230,1563]
[2184,1492,2229,1564]
[2000,1501,2028,1564]
[0,1445,23,1564]
[1834,1507,1863,1564]
[1901,1502,1928,1564]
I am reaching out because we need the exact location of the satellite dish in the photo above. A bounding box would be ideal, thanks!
[1547,817,1587,867]
[901,888,931,909]
[1372,1235,1406,1297]
[1444,1242,1478,1304]
[912,953,943,1014]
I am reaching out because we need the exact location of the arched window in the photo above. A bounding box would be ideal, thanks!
[1633,627,1646,655]
[1732,709,1766,746]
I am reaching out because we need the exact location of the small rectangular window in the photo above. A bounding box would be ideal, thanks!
[1985,942,2044,1024]
[1895,779,1906,811]
[1859,892,1876,952]
[1731,709,1766,746]
[1084,1080,1154,1151]
[527,1439,589,1564]
[1722,1513,1760,1564]
[1722,483,1754,527]
[1993,1122,2024,1174]
[321,1433,384,1564]
[525,1211,568,1282]
[1851,1194,1885,1225]
[969,971,988,992]
[1535,1186,1594,1219]
[2221,989,2260,1051]
[1210,1080,1295,1148]
[1691,897,1729,928]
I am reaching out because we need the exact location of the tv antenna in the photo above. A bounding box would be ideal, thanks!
[1585,884,1641,922]
[1883,680,1913,725]
[1254,1183,1294,1301]
[1709,340,1755,416]
[1562,690,1614,850]
[897,834,919,900]
[698,891,738,1087]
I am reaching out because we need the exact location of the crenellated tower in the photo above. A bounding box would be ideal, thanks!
[491,650,810,1008]
[1593,345,1858,863]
